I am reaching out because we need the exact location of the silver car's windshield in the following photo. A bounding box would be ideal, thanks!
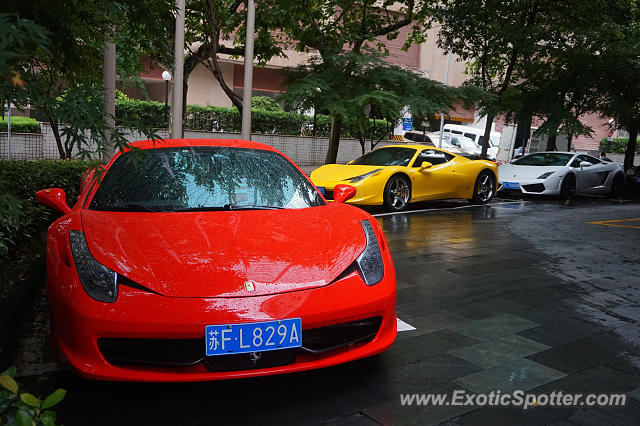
[512,153,573,166]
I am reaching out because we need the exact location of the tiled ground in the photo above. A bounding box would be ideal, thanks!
[9,196,640,425]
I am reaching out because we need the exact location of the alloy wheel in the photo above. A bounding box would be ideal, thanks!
[476,173,494,203]
[388,177,410,209]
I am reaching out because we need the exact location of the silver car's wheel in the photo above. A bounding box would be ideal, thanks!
[560,174,576,199]
[384,175,411,211]
[609,173,624,197]
[471,171,495,204]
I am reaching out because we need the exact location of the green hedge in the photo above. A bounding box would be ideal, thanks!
[1,160,90,344]
[0,116,41,133]
[0,160,91,258]
[599,137,640,154]
[115,97,391,140]
[251,96,282,112]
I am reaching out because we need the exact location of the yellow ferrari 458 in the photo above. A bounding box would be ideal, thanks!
[310,144,498,211]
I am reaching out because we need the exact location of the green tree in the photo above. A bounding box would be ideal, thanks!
[155,0,286,121]
[276,0,429,163]
[0,14,50,235]
[251,96,281,112]
[595,1,640,171]
[280,52,479,156]
[5,0,174,159]
[435,0,629,157]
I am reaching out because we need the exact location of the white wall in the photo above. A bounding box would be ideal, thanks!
[0,124,396,167]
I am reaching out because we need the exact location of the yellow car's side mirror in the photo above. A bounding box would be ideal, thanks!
[420,161,433,169]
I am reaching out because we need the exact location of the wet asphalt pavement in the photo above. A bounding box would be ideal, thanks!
[9,194,640,425]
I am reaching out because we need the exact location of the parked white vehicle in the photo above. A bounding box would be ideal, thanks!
[404,131,482,157]
[443,124,500,160]
[498,152,625,197]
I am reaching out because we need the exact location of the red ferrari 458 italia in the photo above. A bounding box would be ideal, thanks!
[36,139,396,381]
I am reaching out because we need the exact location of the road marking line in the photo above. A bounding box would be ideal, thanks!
[588,218,640,229]
[397,318,416,332]
[373,201,524,217]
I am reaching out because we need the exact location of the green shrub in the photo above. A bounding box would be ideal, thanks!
[0,116,41,133]
[1,367,66,425]
[599,137,640,154]
[0,159,91,258]
[115,97,394,139]
[251,96,282,112]
[116,97,167,128]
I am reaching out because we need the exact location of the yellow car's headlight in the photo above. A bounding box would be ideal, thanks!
[345,168,382,183]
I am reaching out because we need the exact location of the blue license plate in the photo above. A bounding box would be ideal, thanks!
[317,186,325,195]
[503,182,520,189]
[205,318,302,356]
[636,177,640,183]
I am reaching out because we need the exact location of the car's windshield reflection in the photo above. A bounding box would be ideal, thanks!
[90,147,325,211]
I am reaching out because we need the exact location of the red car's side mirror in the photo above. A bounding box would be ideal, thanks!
[36,188,72,215]
[333,184,357,203]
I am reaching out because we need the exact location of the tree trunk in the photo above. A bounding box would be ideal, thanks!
[624,128,637,172]
[480,115,494,159]
[567,133,573,151]
[49,118,66,159]
[325,115,342,164]
[546,134,557,151]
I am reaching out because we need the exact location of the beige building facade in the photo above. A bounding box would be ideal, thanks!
[126,26,607,151]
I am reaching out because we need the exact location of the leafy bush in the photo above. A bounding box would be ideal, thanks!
[599,137,640,154]
[115,97,394,139]
[1,367,66,425]
[0,116,41,133]
[251,96,282,112]
[116,96,167,128]
[0,160,90,258]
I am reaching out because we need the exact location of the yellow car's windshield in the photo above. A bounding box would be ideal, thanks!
[352,147,417,167]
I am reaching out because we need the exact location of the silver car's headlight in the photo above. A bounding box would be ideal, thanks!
[345,169,382,183]
[356,220,384,286]
[537,172,555,179]
[69,230,118,303]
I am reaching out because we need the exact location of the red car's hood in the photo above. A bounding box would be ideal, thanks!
[80,204,368,298]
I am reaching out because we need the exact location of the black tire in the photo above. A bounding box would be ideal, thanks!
[560,174,576,200]
[383,174,411,211]
[609,173,624,197]
[470,170,495,204]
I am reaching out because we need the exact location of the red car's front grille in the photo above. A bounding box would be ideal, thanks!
[97,316,382,371]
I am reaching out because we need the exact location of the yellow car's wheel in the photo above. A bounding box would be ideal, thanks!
[470,170,495,204]
[384,174,411,211]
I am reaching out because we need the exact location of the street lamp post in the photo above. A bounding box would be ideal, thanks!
[162,71,172,127]
[241,0,256,140]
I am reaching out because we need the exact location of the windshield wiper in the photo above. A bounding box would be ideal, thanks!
[172,206,231,212]
[224,204,284,210]
[171,204,283,212]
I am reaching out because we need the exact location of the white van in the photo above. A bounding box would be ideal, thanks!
[442,124,500,159]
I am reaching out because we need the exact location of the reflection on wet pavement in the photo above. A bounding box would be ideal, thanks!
[9,197,640,425]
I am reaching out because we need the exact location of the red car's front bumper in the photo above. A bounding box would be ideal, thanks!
[48,263,396,382]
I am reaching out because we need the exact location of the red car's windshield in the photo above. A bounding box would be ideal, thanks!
[90,147,325,211]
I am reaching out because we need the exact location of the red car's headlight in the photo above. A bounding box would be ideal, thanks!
[69,230,118,303]
[356,221,384,286]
